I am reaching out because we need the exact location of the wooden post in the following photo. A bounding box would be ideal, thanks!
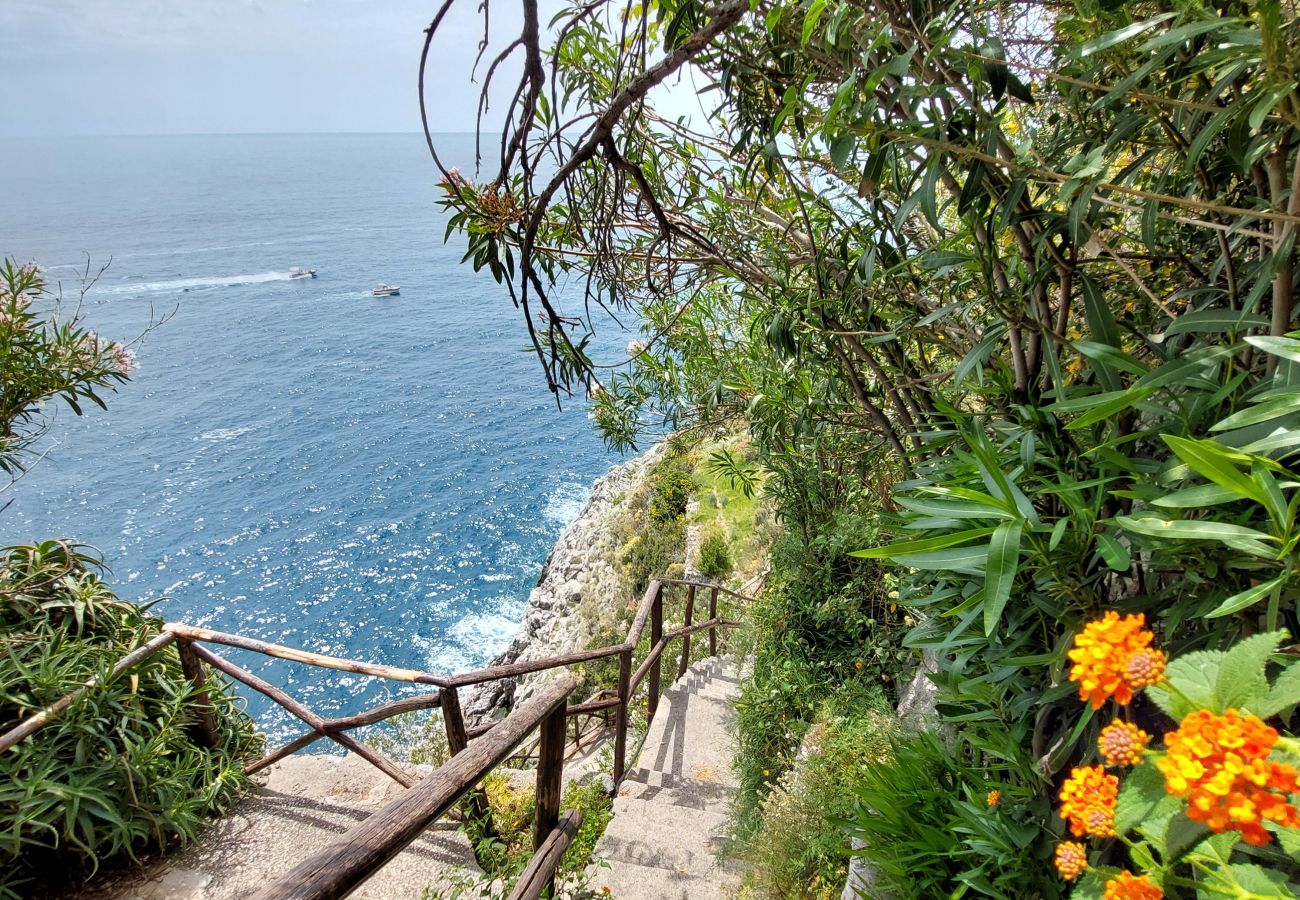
[507,809,584,900]
[647,584,663,723]
[533,700,567,898]
[708,586,719,657]
[677,583,697,680]
[440,687,496,840]
[252,676,577,900]
[177,638,220,748]
[613,647,632,784]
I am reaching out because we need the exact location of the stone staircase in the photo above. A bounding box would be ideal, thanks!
[588,655,743,899]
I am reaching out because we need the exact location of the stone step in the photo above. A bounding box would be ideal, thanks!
[588,656,743,899]
[588,858,736,900]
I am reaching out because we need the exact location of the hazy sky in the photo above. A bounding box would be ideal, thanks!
[1,0,530,136]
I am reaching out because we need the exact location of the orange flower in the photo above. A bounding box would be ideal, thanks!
[1058,764,1119,837]
[1053,841,1087,881]
[986,789,1001,807]
[1103,871,1162,899]
[1099,720,1151,767]
[1156,708,1300,845]
[1068,612,1166,708]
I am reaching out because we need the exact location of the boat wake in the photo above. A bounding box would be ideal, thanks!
[102,271,307,295]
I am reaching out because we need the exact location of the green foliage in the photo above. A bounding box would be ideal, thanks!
[439,0,1300,889]
[697,531,732,578]
[848,730,1061,899]
[738,682,893,900]
[618,453,695,592]
[733,508,907,836]
[441,775,614,898]
[0,541,261,897]
[0,259,135,476]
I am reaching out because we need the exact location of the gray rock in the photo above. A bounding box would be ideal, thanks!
[462,445,665,726]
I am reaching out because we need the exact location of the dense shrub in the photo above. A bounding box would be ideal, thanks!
[732,506,907,834]
[847,729,1060,899]
[0,542,261,897]
[618,453,695,592]
[696,531,731,579]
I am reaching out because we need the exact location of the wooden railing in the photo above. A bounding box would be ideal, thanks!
[0,577,751,897]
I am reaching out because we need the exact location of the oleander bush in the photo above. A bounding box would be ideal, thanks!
[0,541,261,897]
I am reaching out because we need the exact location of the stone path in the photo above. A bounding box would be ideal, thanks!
[72,754,480,900]
[588,655,743,899]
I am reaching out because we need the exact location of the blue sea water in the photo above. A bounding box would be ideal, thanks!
[0,133,618,740]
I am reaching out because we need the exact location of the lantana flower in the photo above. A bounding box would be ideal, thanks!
[1067,612,1166,708]
[1103,871,1163,899]
[1099,720,1151,767]
[1053,841,1087,880]
[1156,708,1300,845]
[1058,764,1119,837]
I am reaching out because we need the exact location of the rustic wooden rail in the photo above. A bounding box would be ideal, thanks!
[0,576,751,897]
[251,676,578,900]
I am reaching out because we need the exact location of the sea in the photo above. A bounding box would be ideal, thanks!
[0,133,620,741]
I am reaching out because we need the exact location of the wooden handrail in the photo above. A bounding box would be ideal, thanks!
[507,809,584,900]
[251,675,578,900]
[1,579,749,786]
[163,623,449,686]
[658,577,752,604]
[191,643,416,788]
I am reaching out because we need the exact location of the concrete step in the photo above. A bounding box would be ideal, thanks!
[589,857,739,900]
[588,656,743,899]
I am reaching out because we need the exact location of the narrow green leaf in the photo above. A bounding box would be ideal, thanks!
[895,545,991,572]
[1115,515,1276,546]
[1151,484,1242,508]
[1096,532,1131,571]
[1245,334,1300,364]
[849,526,996,559]
[1212,394,1300,432]
[1078,13,1176,56]
[1161,435,1269,506]
[1205,575,1286,620]
[983,521,1023,636]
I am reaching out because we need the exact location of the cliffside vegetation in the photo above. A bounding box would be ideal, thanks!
[434,0,1300,894]
[0,261,259,897]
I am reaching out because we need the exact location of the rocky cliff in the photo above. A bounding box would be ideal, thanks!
[462,445,664,725]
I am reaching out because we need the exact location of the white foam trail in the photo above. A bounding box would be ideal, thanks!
[101,271,305,295]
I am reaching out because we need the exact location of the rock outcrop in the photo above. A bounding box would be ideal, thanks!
[462,445,663,726]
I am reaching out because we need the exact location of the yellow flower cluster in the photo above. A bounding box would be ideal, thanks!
[1058,764,1118,838]
[1156,708,1300,846]
[1052,841,1087,880]
[1067,612,1166,708]
[1102,871,1163,899]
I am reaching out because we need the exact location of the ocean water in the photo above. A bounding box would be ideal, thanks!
[0,133,618,740]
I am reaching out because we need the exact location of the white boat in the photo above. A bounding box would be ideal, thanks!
[289,267,316,279]
[371,284,400,297]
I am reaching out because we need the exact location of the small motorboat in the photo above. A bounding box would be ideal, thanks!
[289,267,317,279]
[371,284,400,297]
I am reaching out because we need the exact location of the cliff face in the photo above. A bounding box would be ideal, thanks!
[462,445,663,725]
